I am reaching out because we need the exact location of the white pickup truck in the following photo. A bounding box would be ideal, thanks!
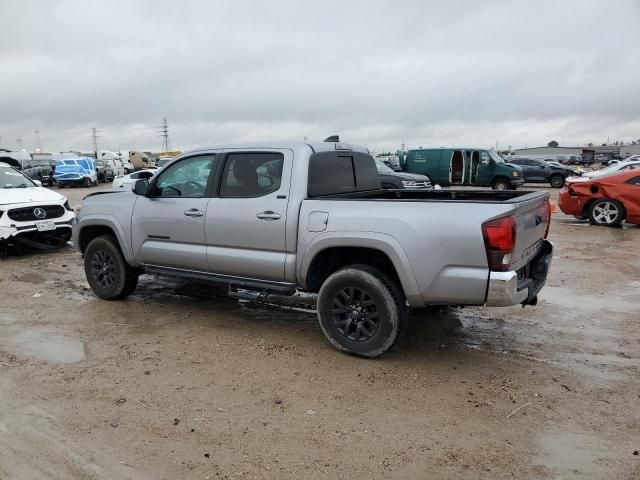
[73,139,553,357]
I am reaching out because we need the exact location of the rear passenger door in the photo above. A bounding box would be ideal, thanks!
[205,150,292,281]
[529,160,548,182]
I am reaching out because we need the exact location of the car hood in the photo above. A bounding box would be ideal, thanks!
[390,172,430,181]
[503,162,521,170]
[0,187,66,206]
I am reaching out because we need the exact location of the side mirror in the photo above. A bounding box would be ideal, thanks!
[34,179,43,187]
[133,178,150,196]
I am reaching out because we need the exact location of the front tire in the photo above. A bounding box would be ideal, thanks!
[549,174,565,188]
[589,198,624,227]
[83,177,91,187]
[492,178,510,191]
[84,235,139,300]
[317,265,405,358]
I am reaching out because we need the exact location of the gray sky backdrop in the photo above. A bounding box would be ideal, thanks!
[1,0,639,153]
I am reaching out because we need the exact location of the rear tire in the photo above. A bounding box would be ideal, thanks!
[317,265,406,358]
[83,177,91,187]
[549,174,565,188]
[84,235,139,300]
[589,198,624,227]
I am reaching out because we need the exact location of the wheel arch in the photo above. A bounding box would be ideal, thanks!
[299,233,423,306]
[75,216,135,263]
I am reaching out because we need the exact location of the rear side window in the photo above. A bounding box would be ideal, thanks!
[626,176,640,186]
[308,151,380,197]
[220,152,284,198]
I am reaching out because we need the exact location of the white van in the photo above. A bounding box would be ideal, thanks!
[129,151,155,171]
[98,151,126,178]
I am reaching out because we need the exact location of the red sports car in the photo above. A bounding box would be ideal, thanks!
[558,168,640,226]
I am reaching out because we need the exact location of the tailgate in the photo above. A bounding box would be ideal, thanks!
[511,192,550,271]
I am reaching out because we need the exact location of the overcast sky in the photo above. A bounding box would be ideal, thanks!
[1,0,639,153]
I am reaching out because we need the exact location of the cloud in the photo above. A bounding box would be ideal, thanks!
[1,0,639,153]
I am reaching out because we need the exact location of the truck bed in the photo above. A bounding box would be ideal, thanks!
[312,188,547,204]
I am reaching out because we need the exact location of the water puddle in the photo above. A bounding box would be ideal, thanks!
[8,328,86,364]
[14,272,46,284]
[533,431,609,478]
[540,286,639,314]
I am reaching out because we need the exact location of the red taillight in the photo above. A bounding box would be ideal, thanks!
[544,200,552,239]
[482,215,516,271]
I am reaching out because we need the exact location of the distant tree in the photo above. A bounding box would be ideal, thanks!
[587,142,594,147]
[547,140,559,148]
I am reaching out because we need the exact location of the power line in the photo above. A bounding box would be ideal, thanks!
[159,117,171,152]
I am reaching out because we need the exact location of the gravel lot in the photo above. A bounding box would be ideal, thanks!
[1,184,639,479]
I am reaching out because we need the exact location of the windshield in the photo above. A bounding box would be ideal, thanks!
[488,151,505,163]
[0,167,36,188]
[589,162,640,177]
[375,160,394,174]
[28,160,50,168]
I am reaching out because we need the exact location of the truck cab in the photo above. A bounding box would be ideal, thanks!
[402,148,523,190]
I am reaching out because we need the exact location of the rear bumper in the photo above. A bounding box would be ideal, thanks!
[486,240,553,306]
[557,189,583,215]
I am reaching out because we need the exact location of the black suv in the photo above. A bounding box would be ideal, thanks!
[509,157,579,188]
[375,159,431,189]
[22,159,54,186]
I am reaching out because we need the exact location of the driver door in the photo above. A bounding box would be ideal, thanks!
[131,153,217,270]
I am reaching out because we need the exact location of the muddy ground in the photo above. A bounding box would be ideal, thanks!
[1,184,639,480]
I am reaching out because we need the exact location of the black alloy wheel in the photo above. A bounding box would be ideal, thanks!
[90,249,116,289]
[331,286,381,342]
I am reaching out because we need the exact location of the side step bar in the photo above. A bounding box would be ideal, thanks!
[144,265,297,295]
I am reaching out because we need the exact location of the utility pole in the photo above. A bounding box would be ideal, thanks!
[159,117,171,152]
[92,127,100,157]
[16,138,23,150]
[34,130,42,151]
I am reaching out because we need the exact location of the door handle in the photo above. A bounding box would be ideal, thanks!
[184,208,204,218]
[256,211,281,220]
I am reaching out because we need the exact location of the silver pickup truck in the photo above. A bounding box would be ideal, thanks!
[73,140,553,357]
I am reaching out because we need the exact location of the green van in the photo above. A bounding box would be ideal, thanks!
[401,148,524,190]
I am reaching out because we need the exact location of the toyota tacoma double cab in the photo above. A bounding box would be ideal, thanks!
[73,139,553,357]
